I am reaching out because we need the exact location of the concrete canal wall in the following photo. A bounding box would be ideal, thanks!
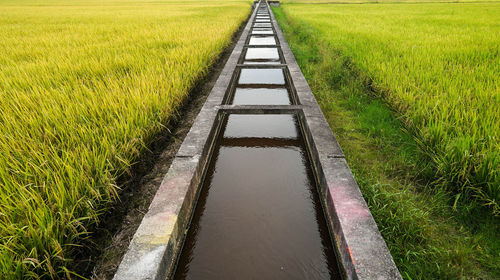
[113,2,401,279]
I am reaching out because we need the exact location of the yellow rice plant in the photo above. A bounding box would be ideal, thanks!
[0,0,251,278]
[279,2,500,214]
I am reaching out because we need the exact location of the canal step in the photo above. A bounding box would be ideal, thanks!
[113,1,402,279]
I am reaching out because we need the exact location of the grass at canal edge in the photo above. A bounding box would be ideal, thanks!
[273,6,500,279]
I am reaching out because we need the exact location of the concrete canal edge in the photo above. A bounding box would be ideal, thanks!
[112,1,402,279]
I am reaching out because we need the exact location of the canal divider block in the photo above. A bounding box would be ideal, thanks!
[113,1,402,279]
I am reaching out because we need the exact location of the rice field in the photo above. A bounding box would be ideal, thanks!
[277,2,500,214]
[0,0,250,278]
[282,0,498,3]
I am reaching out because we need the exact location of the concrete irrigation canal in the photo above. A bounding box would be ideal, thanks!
[113,1,401,279]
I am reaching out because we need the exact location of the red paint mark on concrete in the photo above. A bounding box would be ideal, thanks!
[346,245,355,266]
[327,182,371,235]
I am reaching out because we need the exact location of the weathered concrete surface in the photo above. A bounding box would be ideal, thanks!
[113,1,401,279]
[322,158,401,280]
[112,157,198,280]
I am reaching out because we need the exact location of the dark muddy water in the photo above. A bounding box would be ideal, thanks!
[249,35,277,46]
[251,30,274,35]
[245,47,279,60]
[254,23,272,28]
[231,88,290,105]
[173,114,341,280]
[243,47,281,64]
[238,68,285,85]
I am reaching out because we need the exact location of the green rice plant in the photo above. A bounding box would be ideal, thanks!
[281,0,500,3]
[273,6,500,278]
[0,0,251,278]
[277,2,500,214]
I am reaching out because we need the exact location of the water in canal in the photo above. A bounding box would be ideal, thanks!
[173,114,341,280]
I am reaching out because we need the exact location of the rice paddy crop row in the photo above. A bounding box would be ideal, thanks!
[281,0,499,3]
[0,0,251,278]
[278,2,500,214]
